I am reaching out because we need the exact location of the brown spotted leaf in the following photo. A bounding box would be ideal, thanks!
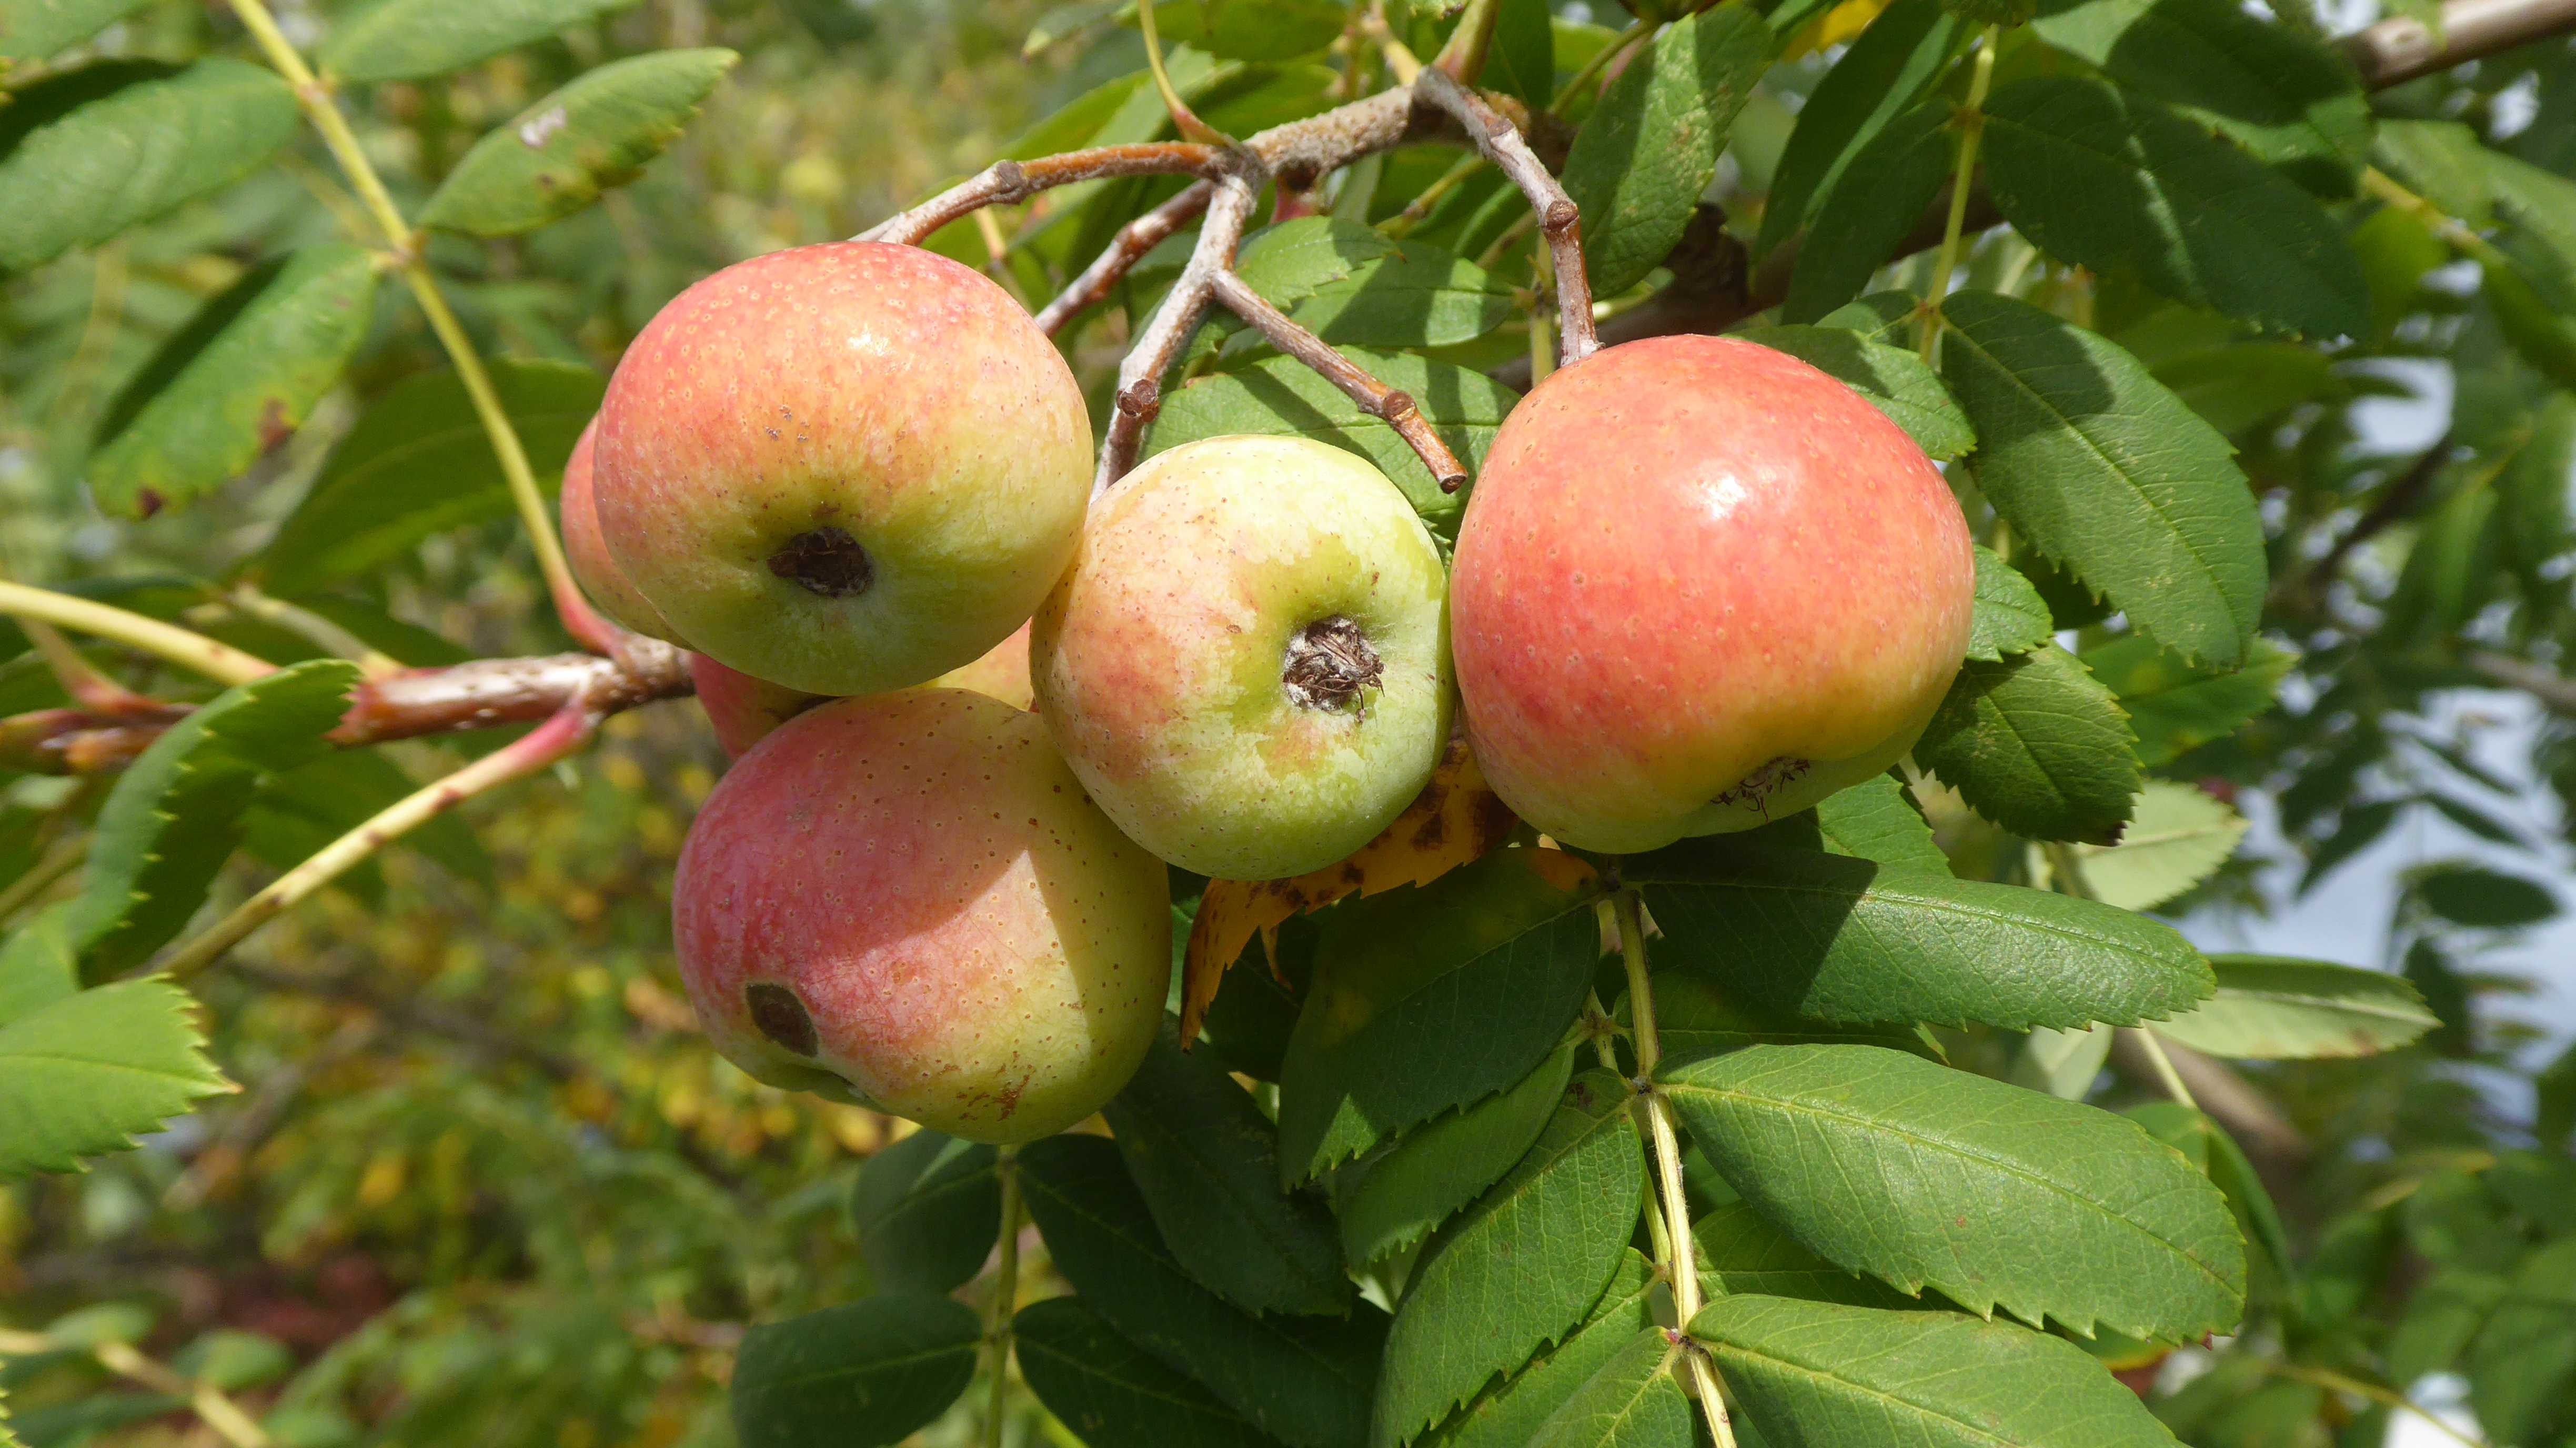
[1180,733,1520,1039]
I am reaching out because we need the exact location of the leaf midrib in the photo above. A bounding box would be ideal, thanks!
[1664,1073,2239,1298]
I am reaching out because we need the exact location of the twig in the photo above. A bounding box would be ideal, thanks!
[1918,25,2001,361]
[1096,162,1266,492]
[1035,181,1213,335]
[2268,1361,2489,1448]
[156,705,597,980]
[859,144,1227,248]
[2466,649,2576,714]
[983,1144,1024,1448]
[0,1330,271,1448]
[0,832,87,925]
[1205,269,1472,490]
[215,584,405,678]
[0,580,275,686]
[2128,1028,2202,1111]
[3,642,693,777]
[1409,68,1598,366]
[2344,0,2576,87]
[23,618,159,713]
[224,0,625,660]
[1613,884,1737,1448]
[2272,433,2457,608]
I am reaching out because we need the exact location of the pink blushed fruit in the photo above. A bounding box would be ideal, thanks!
[1448,335,1975,853]
[559,420,681,643]
[691,622,1036,760]
[672,689,1170,1143]
[593,242,1091,697]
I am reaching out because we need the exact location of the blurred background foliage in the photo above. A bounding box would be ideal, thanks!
[8,0,2576,1443]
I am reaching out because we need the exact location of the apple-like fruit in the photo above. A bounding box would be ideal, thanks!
[672,688,1171,1144]
[692,622,1035,760]
[559,420,681,642]
[592,241,1092,697]
[1032,435,1452,881]
[1448,335,1974,854]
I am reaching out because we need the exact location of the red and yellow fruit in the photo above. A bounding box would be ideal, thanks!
[1449,335,1974,853]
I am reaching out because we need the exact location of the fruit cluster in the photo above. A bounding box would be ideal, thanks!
[567,239,1975,1146]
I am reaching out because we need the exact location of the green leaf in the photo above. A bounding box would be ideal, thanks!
[2122,1101,2292,1285]
[2078,635,2293,767]
[1981,76,2368,338]
[86,247,380,519]
[0,978,230,1178]
[1691,1296,2182,1448]
[728,1295,981,1448]
[1733,324,1975,460]
[419,49,740,236]
[1527,1328,1689,1448]
[1782,102,1951,324]
[1662,1045,2245,1339]
[2416,864,2559,928]
[2373,119,2492,229]
[2034,780,2245,911]
[1276,849,1601,1183]
[1335,1043,1576,1268]
[1418,1253,1661,1448]
[1104,1018,1349,1315]
[2012,1023,2112,1100]
[2154,953,2431,1056]
[0,59,299,272]
[1966,545,2055,661]
[1758,0,1971,257]
[1375,1070,1647,1447]
[0,0,154,61]
[2468,1238,2576,1446]
[2387,1269,2507,1384]
[63,660,360,979]
[2150,341,2341,436]
[1562,7,1773,297]
[1941,289,2265,667]
[1481,0,1557,109]
[1016,1296,1291,1448]
[849,1129,999,1296]
[1018,1134,1383,1448]
[244,747,492,887]
[1145,349,1516,540]
[1696,1202,1917,1308]
[1815,776,1951,876]
[255,360,605,596]
[1914,645,2140,846]
[320,0,646,83]
[1631,839,2211,1029]
[1220,223,1515,356]
[1143,0,1344,61]
[2028,0,2369,195]
[1633,972,1937,1062]
[0,903,80,1028]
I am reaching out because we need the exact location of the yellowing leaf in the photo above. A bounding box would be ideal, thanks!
[1179,735,1524,1039]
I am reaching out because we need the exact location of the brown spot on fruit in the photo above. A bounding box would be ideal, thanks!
[768,526,874,598]
[746,982,820,1057]
[1281,615,1383,712]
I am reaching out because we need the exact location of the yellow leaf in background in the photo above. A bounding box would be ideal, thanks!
[1179,733,1524,1039]
[1785,0,1891,58]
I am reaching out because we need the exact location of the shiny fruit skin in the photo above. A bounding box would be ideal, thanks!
[594,242,1091,696]
[560,420,681,643]
[1033,435,1452,880]
[672,689,1170,1144]
[1448,335,1974,853]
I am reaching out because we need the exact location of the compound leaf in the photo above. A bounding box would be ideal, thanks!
[419,48,739,236]
[729,1295,980,1448]
[2153,956,2436,1060]
[1966,545,2056,662]
[0,59,298,272]
[1629,839,2210,1030]
[1663,1044,2246,1340]
[1736,323,1975,459]
[849,1128,999,1296]
[1941,289,2265,668]
[1917,644,2140,846]
[0,978,229,1178]
[1418,1253,1660,1448]
[320,0,645,83]
[1335,1043,1576,1268]
[1563,7,1773,297]
[88,246,380,519]
[1016,1296,1290,1448]
[1375,1071,1646,1447]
